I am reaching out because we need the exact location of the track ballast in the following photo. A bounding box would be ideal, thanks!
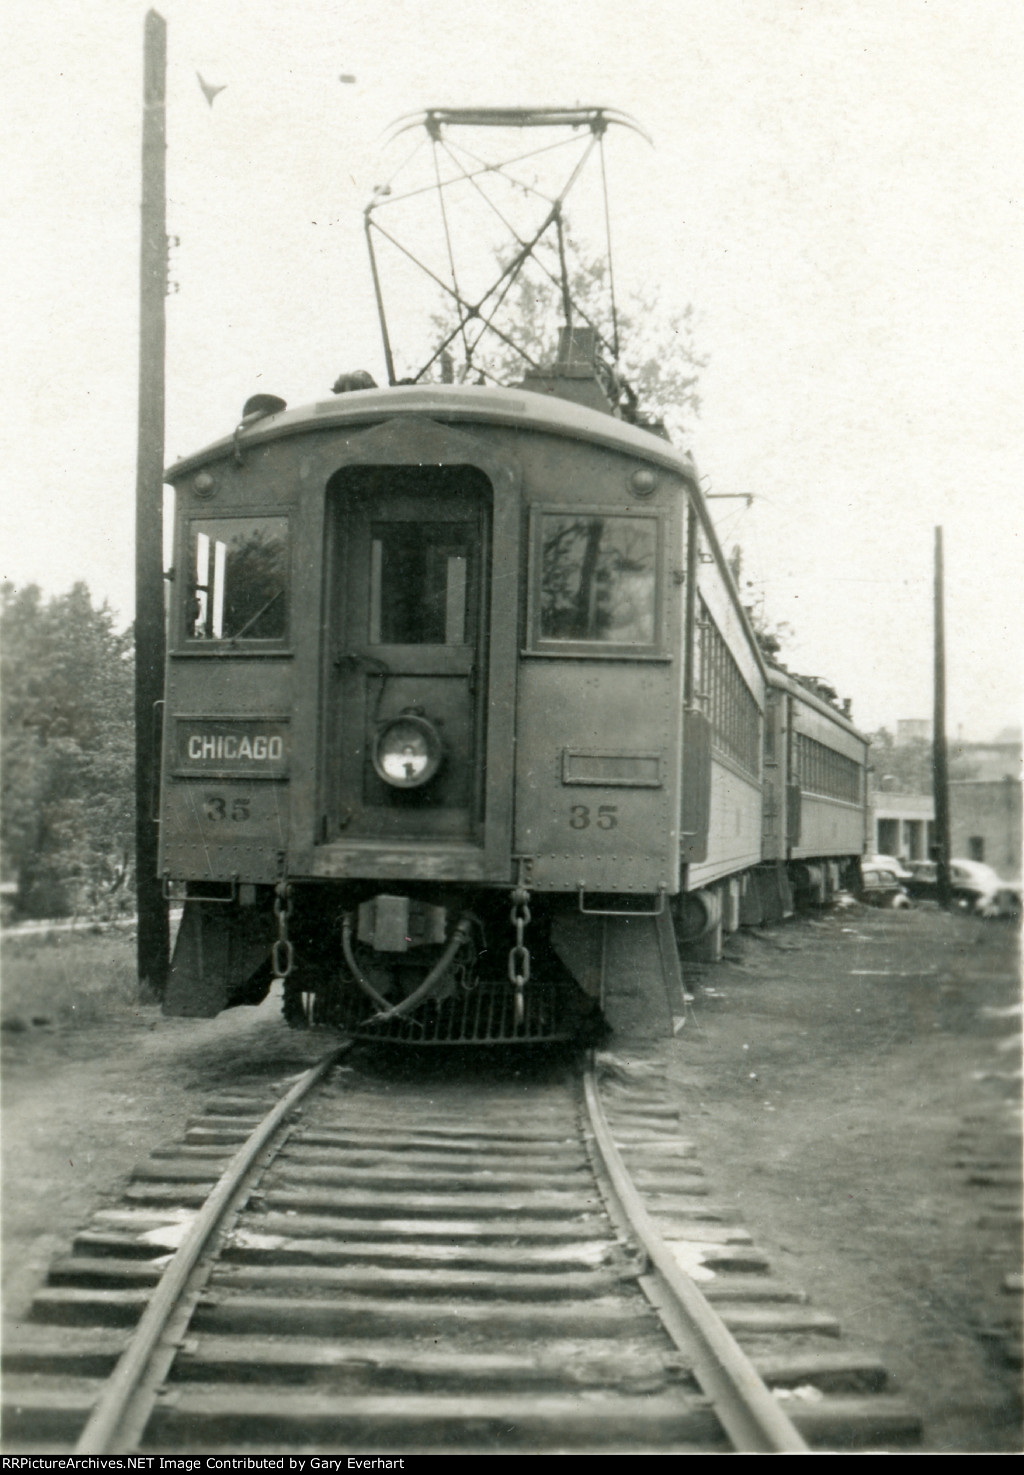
[2,1045,921,1453]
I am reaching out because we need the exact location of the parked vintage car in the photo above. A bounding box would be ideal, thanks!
[904,859,1021,917]
[868,854,915,882]
[859,861,912,909]
[988,879,1023,920]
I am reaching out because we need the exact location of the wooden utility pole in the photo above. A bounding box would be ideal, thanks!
[134,9,170,993]
[933,526,952,908]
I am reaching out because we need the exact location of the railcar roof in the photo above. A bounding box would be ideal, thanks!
[164,383,699,483]
[766,665,868,742]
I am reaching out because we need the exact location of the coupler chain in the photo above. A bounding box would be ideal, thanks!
[508,885,532,1026]
[272,880,294,980]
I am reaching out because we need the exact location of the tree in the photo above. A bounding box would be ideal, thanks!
[868,728,932,794]
[430,256,706,441]
[1,582,135,917]
[868,726,980,795]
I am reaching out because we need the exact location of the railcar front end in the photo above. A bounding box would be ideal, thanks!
[158,383,704,1041]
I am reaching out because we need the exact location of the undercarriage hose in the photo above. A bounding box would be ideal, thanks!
[354,912,477,1025]
[341,913,392,1012]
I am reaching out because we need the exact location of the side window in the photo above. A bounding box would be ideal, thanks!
[697,597,760,775]
[187,517,288,642]
[533,511,659,651]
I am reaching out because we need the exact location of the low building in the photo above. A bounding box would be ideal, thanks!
[949,778,1022,878]
[870,728,1020,875]
[948,737,1022,784]
[870,774,1021,878]
[871,792,935,862]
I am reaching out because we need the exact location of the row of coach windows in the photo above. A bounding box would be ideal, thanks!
[187,517,288,641]
[697,600,760,776]
[793,733,862,804]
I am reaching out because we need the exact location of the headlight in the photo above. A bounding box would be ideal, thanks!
[372,714,444,789]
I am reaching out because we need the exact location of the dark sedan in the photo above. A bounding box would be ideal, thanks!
[859,862,911,909]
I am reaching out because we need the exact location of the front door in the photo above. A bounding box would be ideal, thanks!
[325,464,490,843]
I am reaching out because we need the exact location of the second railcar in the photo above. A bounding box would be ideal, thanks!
[763,668,870,906]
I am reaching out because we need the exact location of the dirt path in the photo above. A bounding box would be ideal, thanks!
[1,984,329,1324]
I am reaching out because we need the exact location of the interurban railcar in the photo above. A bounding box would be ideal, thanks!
[762,667,870,908]
[157,343,868,1041]
[155,108,869,1041]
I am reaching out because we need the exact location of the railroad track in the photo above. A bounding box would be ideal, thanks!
[2,1044,920,1453]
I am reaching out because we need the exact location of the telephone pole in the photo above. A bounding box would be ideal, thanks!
[134,9,170,993]
[933,526,952,909]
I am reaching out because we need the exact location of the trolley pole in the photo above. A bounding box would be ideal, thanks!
[134,9,170,994]
[932,526,952,909]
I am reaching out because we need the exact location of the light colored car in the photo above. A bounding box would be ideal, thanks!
[987,879,1022,920]
[951,861,1021,918]
[905,858,1020,918]
[869,854,915,882]
[951,859,1003,895]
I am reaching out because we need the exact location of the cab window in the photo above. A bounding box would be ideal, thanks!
[533,511,658,650]
[187,516,288,641]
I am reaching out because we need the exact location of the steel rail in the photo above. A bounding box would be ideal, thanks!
[581,1054,809,1454]
[74,1043,353,1454]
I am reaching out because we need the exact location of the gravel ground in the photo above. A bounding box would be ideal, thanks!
[665,902,1022,1453]
[1,903,1020,1452]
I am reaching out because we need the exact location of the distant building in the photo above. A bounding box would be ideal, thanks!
[870,731,1021,877]
[948,739,1022,784]
[949,778,1022,878]
[872,792,935,862]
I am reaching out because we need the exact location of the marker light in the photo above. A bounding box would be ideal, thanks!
[372,714,444,789]
[629,467,658,496]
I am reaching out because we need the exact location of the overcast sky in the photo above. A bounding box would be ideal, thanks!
[3,0,1021,740]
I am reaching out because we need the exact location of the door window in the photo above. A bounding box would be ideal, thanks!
[369,523,474,645]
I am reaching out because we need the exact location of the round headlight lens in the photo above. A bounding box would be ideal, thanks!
[372,714,443,789]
